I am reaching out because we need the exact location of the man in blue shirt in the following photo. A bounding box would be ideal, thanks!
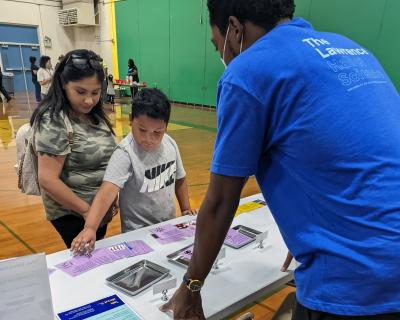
[161,0,400,319]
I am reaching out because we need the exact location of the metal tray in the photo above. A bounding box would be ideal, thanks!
[166,244,194,268]
[226,225,262,249]
[106,260,170,296]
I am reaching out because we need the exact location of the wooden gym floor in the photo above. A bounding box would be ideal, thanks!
[0,95,294,319]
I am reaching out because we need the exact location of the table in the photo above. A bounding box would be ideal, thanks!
[47,194,293,319]
[112,82,145,98]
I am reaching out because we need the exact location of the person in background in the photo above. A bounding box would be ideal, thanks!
[106,74,115,105]
[29,56,41,103]
[30,49,117,248]
[0,66,12,103]
[127,58,139,98]
[37,56,54,100]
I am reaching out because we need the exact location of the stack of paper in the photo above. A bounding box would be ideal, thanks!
[55,240,153,277]
[149,224,186,244]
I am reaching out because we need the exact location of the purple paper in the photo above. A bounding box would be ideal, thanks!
[55,255,99,277]
[55,241,154,277]
[180,228,196,237]
[153,234,185,245]
[180,245,194,261]
[150,224,185,239]
[150,224,185,244]
[48,268,57,276]
[224,228,253,247]
[175,220,197,238]
[106,243,135,259]
[89,247,121,264]
[126,240,153,256]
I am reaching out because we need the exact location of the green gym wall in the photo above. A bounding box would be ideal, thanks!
[115,0,400,107]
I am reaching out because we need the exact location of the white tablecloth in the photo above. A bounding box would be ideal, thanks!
[47,194,293,319]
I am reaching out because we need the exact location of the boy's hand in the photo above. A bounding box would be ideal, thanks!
[71,227,96,255]
[182,209,198,216]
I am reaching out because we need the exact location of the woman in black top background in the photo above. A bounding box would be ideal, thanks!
[127,58,139,98]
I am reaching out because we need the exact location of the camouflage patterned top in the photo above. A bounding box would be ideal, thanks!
[35,109,116,223]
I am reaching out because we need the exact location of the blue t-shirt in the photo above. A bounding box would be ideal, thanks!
[211,18,400,316]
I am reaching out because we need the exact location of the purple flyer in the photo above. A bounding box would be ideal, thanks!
[224,228,253,248]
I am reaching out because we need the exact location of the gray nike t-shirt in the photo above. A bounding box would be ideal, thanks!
[103,133,186,233]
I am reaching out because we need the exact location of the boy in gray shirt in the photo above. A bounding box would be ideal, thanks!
[71,88,196,252]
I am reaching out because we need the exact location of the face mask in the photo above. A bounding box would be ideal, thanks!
[220,25,230,68]
[220,24,244,69]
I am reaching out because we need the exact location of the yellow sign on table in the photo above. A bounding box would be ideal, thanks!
[235,200,266,217]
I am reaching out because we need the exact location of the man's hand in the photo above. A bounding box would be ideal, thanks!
[281,251,294,272]
[160,283,205,320]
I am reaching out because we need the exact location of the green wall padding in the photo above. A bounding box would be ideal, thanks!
[170,0,207,104]
[115,0,399,108]
[375,0,400,92]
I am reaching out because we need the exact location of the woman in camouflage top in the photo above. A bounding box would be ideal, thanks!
[30,49,117,248]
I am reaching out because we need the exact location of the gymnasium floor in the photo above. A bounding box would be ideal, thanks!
[0,94,294,319]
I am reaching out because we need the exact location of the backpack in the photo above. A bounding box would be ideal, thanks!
[17,112,74,196]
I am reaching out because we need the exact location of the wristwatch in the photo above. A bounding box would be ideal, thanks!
[183,273,203,292]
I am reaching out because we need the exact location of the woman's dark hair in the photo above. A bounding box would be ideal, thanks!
[132,88,171,123]
[207,0,295,34]
[29,56,36,64]
[39,56,51,68]
[30,49,114,134]
[128,59,135,68]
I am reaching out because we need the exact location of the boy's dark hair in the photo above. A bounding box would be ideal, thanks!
[207,0,295,34]
[39,55,51,68]
[128,59,135,68]
[29,56,36,64]
[132,88,171,123]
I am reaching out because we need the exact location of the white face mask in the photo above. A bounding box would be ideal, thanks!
[220,24,244,69]
[220,25,230,68]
